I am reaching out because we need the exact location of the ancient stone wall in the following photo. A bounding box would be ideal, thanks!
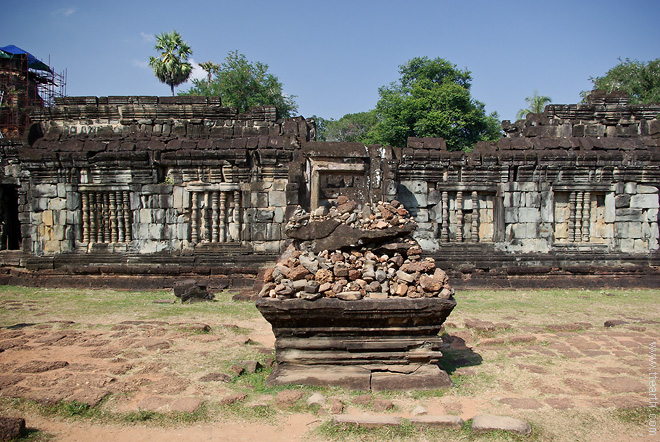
[0,92,658,287]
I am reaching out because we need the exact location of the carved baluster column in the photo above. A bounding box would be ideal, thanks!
[471,190,479,243]
[575,191,583,242]
[123,191,131,242]
[191,191,199,243]
[456,191,464,242]
[90,192,98,243]
[97,192,104,243]
[219,192,227,243]
[211,191,219,242]
[204,192,212,242]
[82,192,90,243]
[441,191,449,242]
[116,191,125,243]
[568,191,576,242]
[109,191,117,243]
[582,191,591,242]
[233,190,241,242]
[103,192,111,243]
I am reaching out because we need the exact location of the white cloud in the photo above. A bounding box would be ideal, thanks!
[52,7,76,17]
[188,59,206,82]
[140,32,156,44]
[132,59,150,70]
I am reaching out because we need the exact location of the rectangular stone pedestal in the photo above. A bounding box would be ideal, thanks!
[256,297,456,390]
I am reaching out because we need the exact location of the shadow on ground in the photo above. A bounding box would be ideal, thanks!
[439,334,483,374]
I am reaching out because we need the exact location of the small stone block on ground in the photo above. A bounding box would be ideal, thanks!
[0,417,26,441]
[306,392,327,407]
[136,396,170,411]
[472,414,532,435]
[170,397,202,413]
[275,390,304,407]
[409,415,464,428]
[333,415,402,428]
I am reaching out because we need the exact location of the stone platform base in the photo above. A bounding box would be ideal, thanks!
[269,364,451,391]
[256,297,456,391]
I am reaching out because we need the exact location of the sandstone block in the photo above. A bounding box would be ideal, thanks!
[0,417,26,441]
[630,193,659,209]
[410,415,463,428]
[333,415,402,428]
[472,415,532,435]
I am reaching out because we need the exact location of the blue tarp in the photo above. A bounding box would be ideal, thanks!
[0,45,52,72]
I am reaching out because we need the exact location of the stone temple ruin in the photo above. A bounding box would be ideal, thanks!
[256,197,456,389]
[0,90,658,290]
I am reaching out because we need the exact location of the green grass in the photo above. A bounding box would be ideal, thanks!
[315,418,542,442]
[0,286,260,327]
[613,406,650,426]
[1,285,658,441]
[455,288,657,327]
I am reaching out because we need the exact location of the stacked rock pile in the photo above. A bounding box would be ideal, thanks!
[286,196,415,232]
[259,197,453,301]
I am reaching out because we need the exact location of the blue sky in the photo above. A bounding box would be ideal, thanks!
[2,0,658,122]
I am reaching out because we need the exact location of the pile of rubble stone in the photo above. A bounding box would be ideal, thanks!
[259,197,453,301]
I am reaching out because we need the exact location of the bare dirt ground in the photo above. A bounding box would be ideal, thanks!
[0,286,656,441]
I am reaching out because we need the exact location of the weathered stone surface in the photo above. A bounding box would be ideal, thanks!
[372,398,394,411]
[0,417,26,441]
[410,415,464,428]
[306,392,327,407]
[173,280,214,303]
[170,397,203,413]
[257,297,455,390]
[199,373,231,383]
[275,390,303,407]
[329,399,344,414]
[371,365,452,391]
[137,396,169,411]
[472,415,532,435]
[333,415,402,428]
[15,361,68,373]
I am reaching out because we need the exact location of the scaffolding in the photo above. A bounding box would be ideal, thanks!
[0,47,66,139]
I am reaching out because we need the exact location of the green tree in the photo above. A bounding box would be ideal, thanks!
[310,115,329,141]
[182,50,298,118]
[198,61,220,83]
[323,110,378,143]
[148,30,193,96]
[370,57,501,151]
[582,58,660,104]
[516,90,552,120]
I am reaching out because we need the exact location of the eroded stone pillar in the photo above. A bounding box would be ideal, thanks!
[219,191,227,243]
[569,191,576,242]
[117,191,125,243]
[191,191,199,243]
[109,192,118,243]
[122,191,131,242]
[471,190,479,243]
[582,191,591,242]
[441,191,449,243]
[575,191,583,242]
[82,192,90,243]
[212,191,219,242]
[456,191,463,242]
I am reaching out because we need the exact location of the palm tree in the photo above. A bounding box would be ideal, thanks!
[148,31,193,96]
[516,90,552,120]
[199,61,220,83]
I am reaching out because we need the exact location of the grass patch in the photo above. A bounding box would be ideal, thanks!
[316,419,420,442]
[613,406,649,426]
[316,418,542,442]
[0,286,260,327]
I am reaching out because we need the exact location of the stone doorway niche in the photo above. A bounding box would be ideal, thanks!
[0,184,21,250]
[307,158,368,211]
